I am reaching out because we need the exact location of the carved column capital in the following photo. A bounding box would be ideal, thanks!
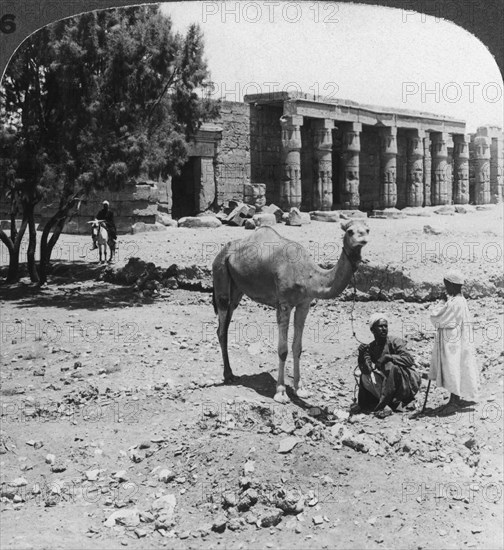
[380,126,398,155]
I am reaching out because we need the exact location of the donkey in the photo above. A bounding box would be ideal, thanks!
[88,220,115,263]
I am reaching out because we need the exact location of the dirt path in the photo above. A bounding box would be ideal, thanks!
[1,207,503,549]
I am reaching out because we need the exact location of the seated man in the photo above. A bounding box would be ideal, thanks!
[92,200,117,250]
[357,313,421,416]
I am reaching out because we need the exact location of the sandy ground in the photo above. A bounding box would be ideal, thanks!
[0,206,503,549]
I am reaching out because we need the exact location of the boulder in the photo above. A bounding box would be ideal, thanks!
[244,219,256,230]
[178,216,222,228]
[156,212,178,227]
[454,204,475,213]
[370,208,405,219]
[253,213,276,227]
[423,224,443,235]
[287,208,310,226]
[226,203,255,225]
[131,222,167,233]
[262,203,284,222]
[434,205,455,215]
[401,207,432,217]
[310,211,340,222]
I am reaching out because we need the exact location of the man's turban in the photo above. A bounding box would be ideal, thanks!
[368,313,388,329]
[444,270,465,285]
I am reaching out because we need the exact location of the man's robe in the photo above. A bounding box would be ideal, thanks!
[429,295,479,401]
[358,336,421,410]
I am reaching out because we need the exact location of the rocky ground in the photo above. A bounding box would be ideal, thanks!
[0,205,503,549]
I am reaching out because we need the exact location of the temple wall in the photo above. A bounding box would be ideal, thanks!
[214,101,251,204]
[249,104,283,205]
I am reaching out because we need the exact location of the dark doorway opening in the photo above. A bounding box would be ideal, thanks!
[171,158,197,219]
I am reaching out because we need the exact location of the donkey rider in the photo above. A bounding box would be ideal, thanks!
[91,200,117,250]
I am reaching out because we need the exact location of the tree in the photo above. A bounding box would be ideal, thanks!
[0,6,219,284]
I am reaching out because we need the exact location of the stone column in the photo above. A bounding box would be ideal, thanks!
[341,122,362,209]
[474,134,491,204]
[280,115,303,209]
[406,129,425,207]
[379,126,398,208]
[312,119,334,210]
[453,134,470,204]
[423,133,432,206]
[490,136,503,203]
[431,132,449,205]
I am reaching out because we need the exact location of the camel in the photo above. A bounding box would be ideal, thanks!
[88,220,115,263]
[212,219,370,403]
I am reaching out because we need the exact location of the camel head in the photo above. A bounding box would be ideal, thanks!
[340,220,369,265]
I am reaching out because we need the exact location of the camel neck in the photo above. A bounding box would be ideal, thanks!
[311,246,360,300]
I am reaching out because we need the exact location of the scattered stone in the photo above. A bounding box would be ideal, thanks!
[51,460,67,473]
[313,515,324,525]
[26,440,44,449]
[434,205,455,215]
[9,477,28,487]
[423,224,443,235]
[238,488,258,512]
[156,212,178,227]
[275,489,304,514]
[243,460,255,475]
[151,493,177,527]
[259,507,284,528]
[104,509,141,528]
[178,216,222,228]
[287,208,311,226]
[309,211,339,222]
[114,470,129,482]
[253,213,276,227]
[45,454,56,465]
[85,469,102,481]
[278,437,301,454]
[370,208,405,219]
[222,492,238,508]
[261,203,284,222]
[134,528,148,538]
[212,514,228,533]
[244,218,256,230]
[401,207,432,217]
[158,469,175,483]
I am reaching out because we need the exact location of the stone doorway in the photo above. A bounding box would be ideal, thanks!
[171,158,197,219]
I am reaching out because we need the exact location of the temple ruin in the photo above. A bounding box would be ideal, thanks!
[5,91,501,234]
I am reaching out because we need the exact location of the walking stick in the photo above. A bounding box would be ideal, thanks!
[422,380,431,413]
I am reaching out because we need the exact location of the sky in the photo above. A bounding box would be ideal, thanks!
[160,1,503,133]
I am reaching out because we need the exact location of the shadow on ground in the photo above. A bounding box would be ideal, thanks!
[0,279,141,311]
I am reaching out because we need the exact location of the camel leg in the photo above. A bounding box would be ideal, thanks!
[274,303,292,404]
[292,302,311,399]
[215,283,243,384]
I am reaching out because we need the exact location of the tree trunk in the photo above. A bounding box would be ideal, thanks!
[0,217,28,283]
[38,195,80,285]
[26,203,39,283]
[10,210,18,242]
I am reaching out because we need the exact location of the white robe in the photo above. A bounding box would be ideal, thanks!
[429,295,479,400]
